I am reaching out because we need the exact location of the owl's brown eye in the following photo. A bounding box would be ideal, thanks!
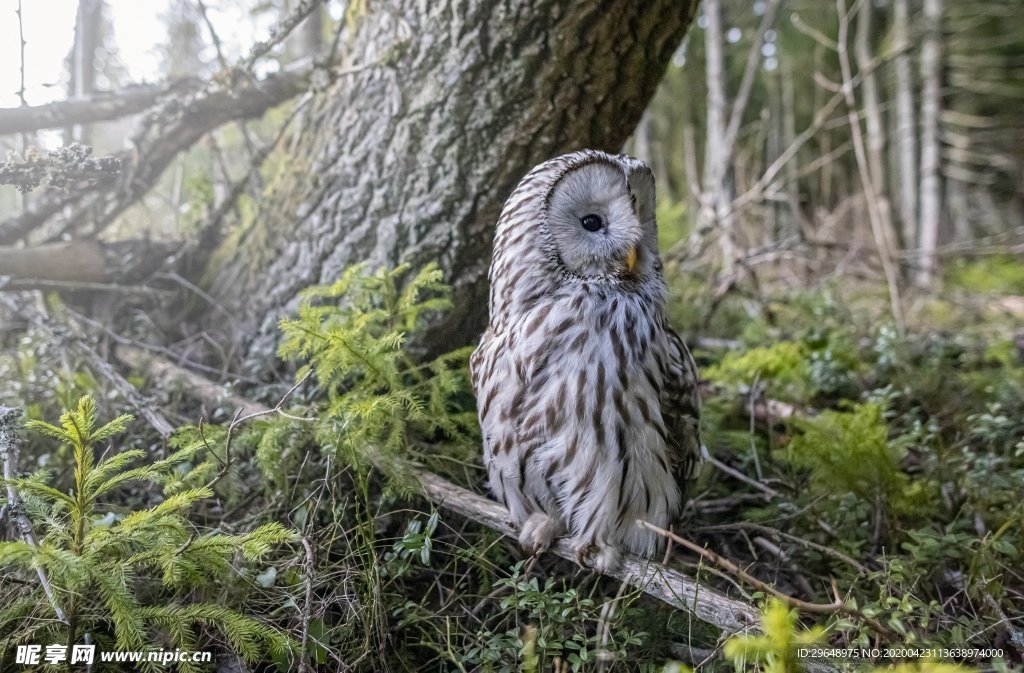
[580,214,603,232]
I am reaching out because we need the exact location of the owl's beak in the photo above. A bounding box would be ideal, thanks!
[625,246,638,272]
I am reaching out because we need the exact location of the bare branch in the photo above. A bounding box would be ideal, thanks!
[25,62,316,240]
[0,189,79,246]
[237,0,327,72]
[15,0,27,108]
[721,0,783,161]
[0,80,199,136]
[836,0,904,329]
[0,295,175,439]
[640,520,897,638]
[723,42,912,221]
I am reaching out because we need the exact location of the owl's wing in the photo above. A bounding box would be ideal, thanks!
[662,327,704,485]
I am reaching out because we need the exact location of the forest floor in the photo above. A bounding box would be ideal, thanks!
[1,253,1022,672]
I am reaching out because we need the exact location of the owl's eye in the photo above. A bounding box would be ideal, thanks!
[580,214,604,232]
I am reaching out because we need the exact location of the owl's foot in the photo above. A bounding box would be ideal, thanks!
[571,540,622,574]
[518,512,564,555]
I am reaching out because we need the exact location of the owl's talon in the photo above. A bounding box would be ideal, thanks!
[570,540,621,574]
[517,512,564,555]
[570,541,593,567]
[590,544,622,574]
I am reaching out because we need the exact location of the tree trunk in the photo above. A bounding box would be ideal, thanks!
[916,0,944,287]
[892,0,918,251]
[699,0,737,271]
[205,0,698,366]
[66,0,104,146]
[856,1,887,208]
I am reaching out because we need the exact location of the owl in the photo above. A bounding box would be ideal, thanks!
[470,149,704,573]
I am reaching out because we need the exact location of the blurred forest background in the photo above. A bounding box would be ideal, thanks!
[0,0,1022,671]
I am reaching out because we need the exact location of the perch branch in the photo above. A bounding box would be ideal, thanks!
[0,406,70,624]
[116,346,764,636]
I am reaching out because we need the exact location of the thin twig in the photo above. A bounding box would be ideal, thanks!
[237,0,327,73]
[708,456,780,499]
[639,520,896,638]
[721,0,783,161]
[0,406,70,624]
[836,0,905,330]
[0,294,174,438]
[697,522,868,574]
[297,535,316,673]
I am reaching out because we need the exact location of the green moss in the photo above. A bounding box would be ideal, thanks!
[705,341,812,401]
[947,255,1024,294]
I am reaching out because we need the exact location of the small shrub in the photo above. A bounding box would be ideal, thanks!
[0,396,295,671]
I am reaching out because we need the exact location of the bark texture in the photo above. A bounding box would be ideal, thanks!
[207,0,698,364]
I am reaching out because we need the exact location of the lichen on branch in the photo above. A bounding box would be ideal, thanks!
[0,143,120,193]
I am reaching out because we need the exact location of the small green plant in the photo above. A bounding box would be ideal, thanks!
[266,264,481,669]
[724,599,826,673]
[783,402,913,537]
[0,396,295,671]
[465,562,649,673]
[947,255,1024,295]
[706,341,812,402]
[275,262,477,482]
[724,600,976,673]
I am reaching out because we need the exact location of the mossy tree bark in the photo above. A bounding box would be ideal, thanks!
[206,0,698,365]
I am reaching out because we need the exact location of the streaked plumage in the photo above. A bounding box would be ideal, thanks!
[470,149,703,572]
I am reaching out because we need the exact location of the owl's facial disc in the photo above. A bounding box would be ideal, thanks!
[546,161,648,280]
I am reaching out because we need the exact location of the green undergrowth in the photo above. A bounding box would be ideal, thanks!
[1,264,1021,671]
[0,397,296,672]
[687,273,1021,671]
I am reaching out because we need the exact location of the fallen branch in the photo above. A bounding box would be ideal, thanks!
[0,406,69,623]
[0,80,199,136]
[116,345,763,636]
[0,239,174,288]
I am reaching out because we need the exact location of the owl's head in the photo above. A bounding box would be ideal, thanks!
[542,152,661,283]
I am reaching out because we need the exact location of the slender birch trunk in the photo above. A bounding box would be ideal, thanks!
[917,0,944,287]
[893,0,918,251]
[856,0,900,274]
[701,0,737,269]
